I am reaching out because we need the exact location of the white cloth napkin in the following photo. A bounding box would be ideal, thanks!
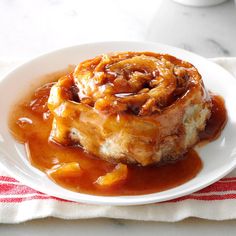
[0,57,236,224]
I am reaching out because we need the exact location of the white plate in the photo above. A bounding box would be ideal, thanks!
[0,41,236,206]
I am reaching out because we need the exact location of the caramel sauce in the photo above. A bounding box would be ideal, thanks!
[9,75,227,196]
[199,94,227,143]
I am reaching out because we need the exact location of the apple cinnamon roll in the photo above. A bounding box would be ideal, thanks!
[48,52,212,166]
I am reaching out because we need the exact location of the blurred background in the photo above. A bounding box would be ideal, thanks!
[0,0,235,60]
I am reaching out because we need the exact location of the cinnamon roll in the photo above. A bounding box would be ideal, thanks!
[48,52,212,166]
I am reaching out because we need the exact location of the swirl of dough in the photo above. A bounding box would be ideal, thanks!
[73,52,197,116]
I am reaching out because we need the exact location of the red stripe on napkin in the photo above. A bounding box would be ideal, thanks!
[196,181,236,193]
[0,195,54,203]
[170,193,236,202]
[0,176,236,203]
[0,183,41,195]
[0,176,18,182]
